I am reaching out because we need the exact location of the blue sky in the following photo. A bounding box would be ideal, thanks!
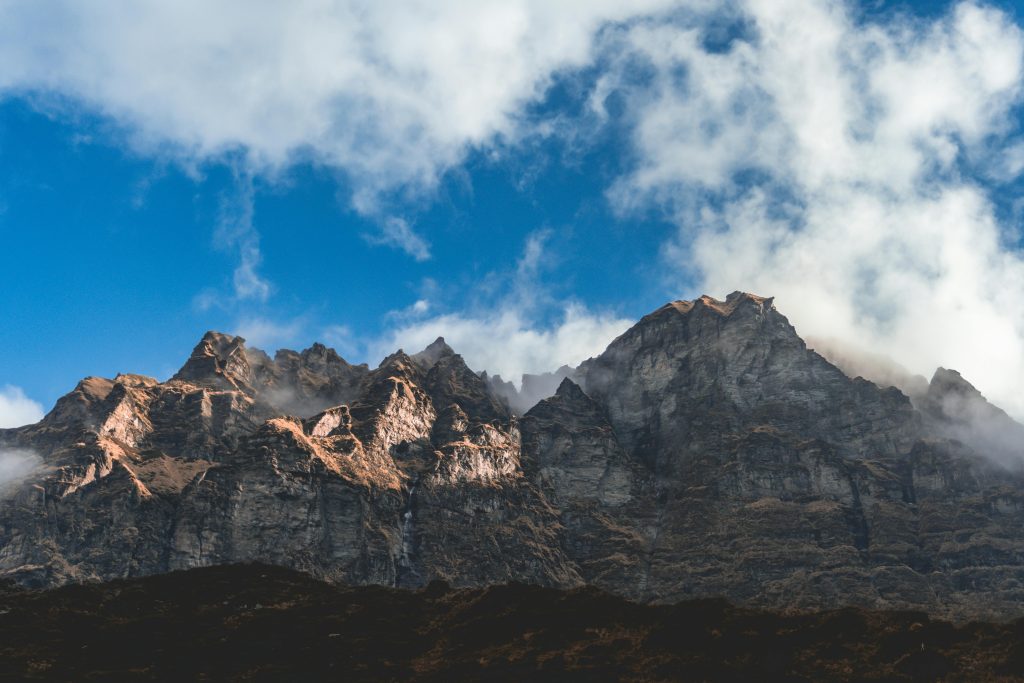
[3,0,1024,423]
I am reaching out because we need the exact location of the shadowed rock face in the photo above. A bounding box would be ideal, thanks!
[249,342,369,417]
[578,293,917,470]
[2,293,1024,620]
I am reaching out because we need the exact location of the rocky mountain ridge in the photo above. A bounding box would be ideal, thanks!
[2,291,1023,620]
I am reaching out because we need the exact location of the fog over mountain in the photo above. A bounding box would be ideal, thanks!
[0,448,41,492]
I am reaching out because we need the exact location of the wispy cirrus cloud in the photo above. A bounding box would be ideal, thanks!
[365,217,432,262]
[215,170,272,303]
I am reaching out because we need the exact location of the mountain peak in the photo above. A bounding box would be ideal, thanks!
[661,291,775,318]
[928,367,980,400]
[411,336,455,370]
[554,376,587,401]
[171,331,254,392]
[925,366,1012,427]
[302,342,334,358]
[201,330,244,350]
[921,367,1024,464]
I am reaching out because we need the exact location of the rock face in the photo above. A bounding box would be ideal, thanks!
[2,292,1024,620]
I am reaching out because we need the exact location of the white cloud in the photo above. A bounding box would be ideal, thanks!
[215,171,272,302]
[233,316,305,350]
[0,0,674,211]
[378,304,632,385]
[366,217,432,261]
[600,0,1024,418]
[231,241,271,302]
[0,385,44,428]
[374,231,632,384]
[0,448,41,491]
[320,324,361,360]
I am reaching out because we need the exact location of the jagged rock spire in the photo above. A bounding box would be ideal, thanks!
[172,331,255,393]
[410,337,455,370]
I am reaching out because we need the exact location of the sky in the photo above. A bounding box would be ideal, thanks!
[2,0,1024,425]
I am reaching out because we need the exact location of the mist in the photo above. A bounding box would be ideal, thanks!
[485,366,579,415]
[0,448,42,493]
[921,369,1024,469]
[806,336,929,399]
[811,336,1024,467]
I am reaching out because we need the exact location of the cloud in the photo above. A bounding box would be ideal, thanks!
[379,303,632,387]
[233,316,305,350]
[320,324,361,361]
[598,0,1024,418]
[0,0,675,211]
[216,171,271,303]
[231,241,270,302]
[375,231,632,385]
[0,448,42,490]
[805,335,929,399]
[0,386,44,428]
[365,217,432,261]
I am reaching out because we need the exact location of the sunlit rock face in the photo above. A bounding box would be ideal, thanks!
[2,293,1024,620]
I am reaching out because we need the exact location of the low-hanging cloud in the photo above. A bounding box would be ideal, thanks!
[0,448,42,491]
[379,304,631,389]
[232,316,306,350]
[375,230,632,390]
[921,368,1024,467]
[805,336,930,399]
[598,0,1024,418]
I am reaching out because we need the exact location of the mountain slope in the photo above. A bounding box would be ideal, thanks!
[2,563,1024,682]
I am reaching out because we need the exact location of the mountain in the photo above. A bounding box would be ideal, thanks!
[1,292,1023,620]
